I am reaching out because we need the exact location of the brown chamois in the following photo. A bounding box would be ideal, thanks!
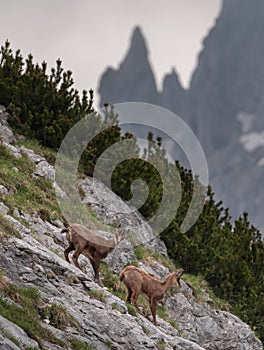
[120,266,184,325]
[63,223,123,284]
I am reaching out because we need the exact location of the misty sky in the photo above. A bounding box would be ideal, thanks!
[0,0,221,106]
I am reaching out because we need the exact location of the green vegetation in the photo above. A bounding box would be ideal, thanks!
[0,281,82,348]
[156,339,166,349]
[43,302,79,330]
[69,338,95,350]
[134,245,178,272]
[0,284,66,348]
[17,138,57,165]
[126,303,137,316]
[100,263,120,288]
[0,144,63,223]
[0,40,263,342]
[0,40,93,149]
[0,213,20,238]
[87,289,106,303]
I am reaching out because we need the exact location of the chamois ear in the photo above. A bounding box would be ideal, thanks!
[175,269,184,284]
[175,269,184,278]
[115,229,125,244]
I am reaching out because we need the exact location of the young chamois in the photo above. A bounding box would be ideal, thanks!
[120,266,184,325]
[62,223,123,284]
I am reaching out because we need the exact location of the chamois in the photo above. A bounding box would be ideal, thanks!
[120,266,184,325]
[63,223,123,284]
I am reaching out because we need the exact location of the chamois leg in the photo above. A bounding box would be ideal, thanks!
[131,291,140,310]
[90,256,101,285]
[150,298,158,326]
[64,243,74,263]
[72,247,82,270]
[125,286,133,303]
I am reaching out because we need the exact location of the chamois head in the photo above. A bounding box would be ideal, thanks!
[172,269,184,288]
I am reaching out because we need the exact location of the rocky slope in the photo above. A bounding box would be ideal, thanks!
[98,0,264,232]
[0,106,263,349]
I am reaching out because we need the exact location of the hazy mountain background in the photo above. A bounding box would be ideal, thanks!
[98,0,264,232]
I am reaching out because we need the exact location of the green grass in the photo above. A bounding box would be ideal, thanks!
[157,304,167,320]
[156,339,166,349]
[69,338,95,350]
[0,213,20,238]
[0,144,63,223]
[134,245,178,272]
[43,302,79,330]
[87,289,107,302]
[0,283,67,348]
[183,274,229,309]
[100,263,122,291]
[126,303,137,316]
[134,245,147,260]
[4,334,20,347]
[17,138,57,165]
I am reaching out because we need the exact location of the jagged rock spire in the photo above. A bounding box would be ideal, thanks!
[98,26,159,107]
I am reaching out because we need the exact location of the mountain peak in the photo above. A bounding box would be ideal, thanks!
[124,26,148,61]
[98,26,158,106]
[160,67,186,115]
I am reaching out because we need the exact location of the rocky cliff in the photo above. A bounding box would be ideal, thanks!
[0,106,263,350]
[98,0,264,232]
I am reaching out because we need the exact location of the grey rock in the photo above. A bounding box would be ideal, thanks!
[5,215,31,235]
[0,121,16,145]
[0,333,20,350]
[53,182,68,199]
[0,202,9,215]
[19,146,45,163]
[0,105,10,124]
[51,219,65,228]
[79,177,166,254]
[34,160,55,181]
[0,216,261,350]
[12,208,20,218]
[138,260,170,280]
[166,293,263,350]
[171,337,206,350]
[2,143,21,158]
[0,185,8,195]
[104,239,137,273]
[0,315,40,349]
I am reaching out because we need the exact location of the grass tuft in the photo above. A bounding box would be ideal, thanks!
[43,302,79,330]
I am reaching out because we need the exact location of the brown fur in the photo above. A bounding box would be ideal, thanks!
[120,265,184,325]
[63,223,123,284]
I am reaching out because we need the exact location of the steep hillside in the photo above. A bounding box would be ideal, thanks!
[0,107,263,350]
